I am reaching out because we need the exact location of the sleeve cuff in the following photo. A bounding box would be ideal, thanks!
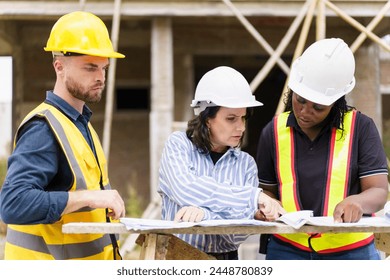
[251,188,262,212]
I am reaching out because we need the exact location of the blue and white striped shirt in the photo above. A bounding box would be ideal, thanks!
[158,131,261,253]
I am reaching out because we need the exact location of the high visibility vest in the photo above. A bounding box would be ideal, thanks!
[4,102,118,259]
[273,111,373,253]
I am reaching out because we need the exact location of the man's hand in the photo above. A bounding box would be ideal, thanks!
[174,206,204,222]
[64,189,126,220]
[257,192,286,221]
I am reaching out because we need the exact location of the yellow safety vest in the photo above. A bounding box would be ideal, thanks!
[273,111,373,253]
[4,102,118,259]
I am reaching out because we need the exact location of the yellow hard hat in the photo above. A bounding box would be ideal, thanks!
[44,11,125,58]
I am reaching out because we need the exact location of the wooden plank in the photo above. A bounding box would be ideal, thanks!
[65,222,390,259]
[155,234,170,260]
[63,222,390,235]
[0,1,388,19]
[163,234,215,260]
[375,233,390,255]
[136,233,215,260]
[0,221,6,235]
[63,222,129,234]
[141,233,158,260]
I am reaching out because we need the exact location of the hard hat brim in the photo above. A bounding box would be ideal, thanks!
[44,47,125,59]
[191,98,263,115]
[288,76,355,106]
[190,99,263,109]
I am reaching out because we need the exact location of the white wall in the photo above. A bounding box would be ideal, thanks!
[0,56,13,158]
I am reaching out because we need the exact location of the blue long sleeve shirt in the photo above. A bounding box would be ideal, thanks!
[158,131,261,253]
[0,91,95,224]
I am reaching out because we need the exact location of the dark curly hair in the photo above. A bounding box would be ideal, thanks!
[186,106,253,154]
[284,88,355,137]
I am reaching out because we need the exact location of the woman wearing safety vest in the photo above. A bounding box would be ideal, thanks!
[256,38,389,260]
[158,66,285,260]
[0,11,126,259]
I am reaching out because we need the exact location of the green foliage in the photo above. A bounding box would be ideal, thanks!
[0,158,7,189]
[0,159,7,260]
[383,119,390,159]
[125,187,143,218]
[383,119,390,193]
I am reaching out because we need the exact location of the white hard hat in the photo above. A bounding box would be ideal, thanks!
[288,38,355,106]
[190,66,263,115]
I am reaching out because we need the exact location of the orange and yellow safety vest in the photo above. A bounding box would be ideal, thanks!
[273,111,373,253]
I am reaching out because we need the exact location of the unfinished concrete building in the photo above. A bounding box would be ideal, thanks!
[0,0,389,220]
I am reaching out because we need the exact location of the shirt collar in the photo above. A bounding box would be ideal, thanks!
[228,146,241,157]
[45,91,92,122]
[197,146,241,158]
[286,111,298,128]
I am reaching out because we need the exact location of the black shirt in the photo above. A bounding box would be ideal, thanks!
[256,111,388,216]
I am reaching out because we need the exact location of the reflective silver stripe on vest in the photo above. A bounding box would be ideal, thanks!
[44,111,113,194]
[6,227,112,259]
[42,110,88,191]
[20,109,88,191]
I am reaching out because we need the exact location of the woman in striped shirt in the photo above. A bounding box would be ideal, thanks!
[158,66,285,260]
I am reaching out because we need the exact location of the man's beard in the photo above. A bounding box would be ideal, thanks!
[66,77,104,104]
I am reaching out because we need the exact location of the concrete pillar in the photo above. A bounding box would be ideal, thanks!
[0,56,13,159]
[0,25,16,159]
[174,53,194,123]
[348,44,382,136]
[10,45,24,139]
[149,17,174,202]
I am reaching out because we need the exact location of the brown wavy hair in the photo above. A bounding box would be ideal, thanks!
[186,106,253,154]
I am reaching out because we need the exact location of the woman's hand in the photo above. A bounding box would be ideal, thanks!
[174,206,205,222]
[257,192,286,221]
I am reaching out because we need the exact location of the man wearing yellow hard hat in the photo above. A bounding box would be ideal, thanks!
[0,11,126,260]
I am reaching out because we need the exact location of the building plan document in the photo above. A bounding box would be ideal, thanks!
[120,217,275,230]
[120,202,390,231]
